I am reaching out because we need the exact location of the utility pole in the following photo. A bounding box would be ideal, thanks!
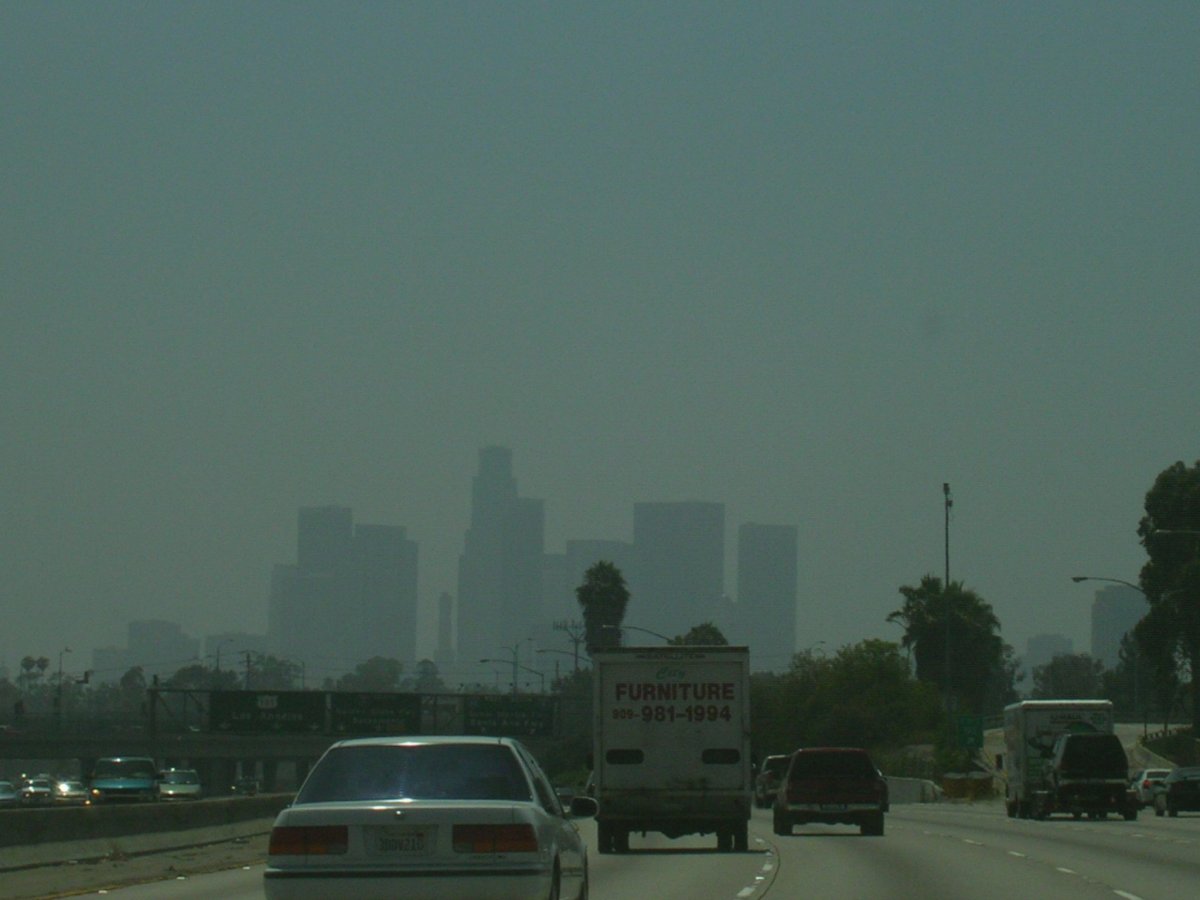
[943,483,953,711]
[553,620,587,672]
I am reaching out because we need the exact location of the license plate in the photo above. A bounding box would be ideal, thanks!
[371,826,431,855]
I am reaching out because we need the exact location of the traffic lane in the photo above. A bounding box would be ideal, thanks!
[890,803,1200,900]
[767,809,1143,900]
[60,864,266,899]
[580,818,779,900]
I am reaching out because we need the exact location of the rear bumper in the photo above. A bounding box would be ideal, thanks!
[777,802,883,826]
[263,866,553,900]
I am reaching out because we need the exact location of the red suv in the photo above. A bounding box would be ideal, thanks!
[772,748,888,836]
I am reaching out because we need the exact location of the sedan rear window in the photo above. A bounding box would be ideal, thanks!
[296,743,533,803]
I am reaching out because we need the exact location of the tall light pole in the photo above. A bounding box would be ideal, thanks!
[603,624,673,644]
[56,647,71,730]
[943,483,953,711]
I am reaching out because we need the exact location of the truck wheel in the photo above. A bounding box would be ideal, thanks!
[860,813,884,836]
[596,822,613,854]
[734,823,749,852]
[772,810,790,836]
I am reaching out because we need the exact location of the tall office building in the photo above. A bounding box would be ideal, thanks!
[735,523,798,671]
[630,501,725,640]
[269,506,418,680]
[127,620,200,681]
[1090,585,1146,669]
[456,448,545,678]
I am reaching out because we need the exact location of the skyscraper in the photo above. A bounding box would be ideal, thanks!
[1090,585,1145,668]
[456,448,545,678]
[736,523,798,671]
[630,501,725,640]
[269,506,418,680]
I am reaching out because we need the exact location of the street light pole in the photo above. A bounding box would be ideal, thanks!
[943,483,953,711]
[603,624,672,644]
[56,647,71,730]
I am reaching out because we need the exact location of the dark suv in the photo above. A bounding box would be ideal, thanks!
[772,747,888,836]
[754,754,791,808]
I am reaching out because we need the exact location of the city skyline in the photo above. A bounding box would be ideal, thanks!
[5,4,1195,680]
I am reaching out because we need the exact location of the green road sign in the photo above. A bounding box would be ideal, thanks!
[463,695,557,737]
[330,692,421,735]
[210,690,326,734]
[956,714,984,750]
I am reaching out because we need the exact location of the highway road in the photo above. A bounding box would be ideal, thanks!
[10,802,1200,899]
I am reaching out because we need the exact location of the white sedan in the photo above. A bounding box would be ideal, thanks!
[264,735,597,900]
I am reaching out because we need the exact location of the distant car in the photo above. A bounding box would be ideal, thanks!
[754,754,791,808]
[157,768,202,800]
[89,756,159,803]
[0,780,20,808]
[1130,767,1171,807]
[1154,766,1200,817]
[53,779,90,805]
[21,777,53,805]
[232,775,260,796]
[772,747,889,836]
[263,735,598,900]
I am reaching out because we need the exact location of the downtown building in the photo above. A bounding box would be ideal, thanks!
[454,447,545,688]
[628,501,726,641]
[268,505,418,682]
[734,523,798,672]
[1090,584,1146,669]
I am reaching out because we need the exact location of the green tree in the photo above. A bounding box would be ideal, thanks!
[576,561,630,653]
[330,656,404,692]
[670,622,729,645]
[1137,459,1200,732]
[1031,653,1105,699]
[887,575,1015,714]
[252,655,304,690]
[402,659,446,693]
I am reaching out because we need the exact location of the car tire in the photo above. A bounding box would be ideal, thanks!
[547,860,561,900]
[575,858,588,900]
[614,829,629,853]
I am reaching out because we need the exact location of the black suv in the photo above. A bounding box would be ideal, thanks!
[772,748,888,836]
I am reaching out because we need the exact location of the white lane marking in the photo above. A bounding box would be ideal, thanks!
[1057,867,1076,875]
[963,839,983,846]
[737,889,756,898]
[1114,892,1144,900]
[1008,851,1026,858]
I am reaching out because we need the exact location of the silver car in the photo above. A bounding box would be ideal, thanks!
[264,735,597,900]
[1130,768,1171,807]
[156,768,202,800]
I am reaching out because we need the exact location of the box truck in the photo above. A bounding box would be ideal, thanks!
[1002,699,1128,819]
[591,645,752,852]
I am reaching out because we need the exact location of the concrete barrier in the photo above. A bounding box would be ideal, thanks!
[0,794,291,851]
[885,776,942,803]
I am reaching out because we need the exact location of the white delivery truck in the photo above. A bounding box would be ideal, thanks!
[1002,699,1114,819]
[591,645,752,853]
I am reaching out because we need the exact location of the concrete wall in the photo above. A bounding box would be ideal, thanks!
[0,795,290,850]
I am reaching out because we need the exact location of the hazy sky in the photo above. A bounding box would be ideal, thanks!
[3,2,1197,679]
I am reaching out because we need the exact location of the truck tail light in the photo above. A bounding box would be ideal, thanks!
[269,825,348,856]
[453,824,538,853]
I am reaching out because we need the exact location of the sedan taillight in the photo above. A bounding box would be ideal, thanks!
[269,825,348,856]
[453,823,538,853]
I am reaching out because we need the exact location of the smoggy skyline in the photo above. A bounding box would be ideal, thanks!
[4,3,1198,674]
